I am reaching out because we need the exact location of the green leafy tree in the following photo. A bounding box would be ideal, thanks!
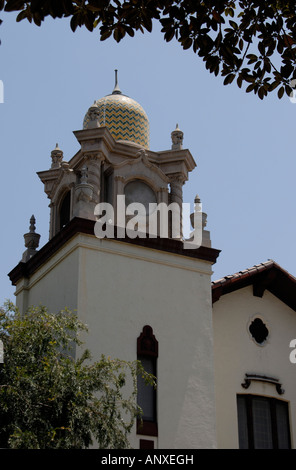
[0,302,154,449]
[1,1,296,99]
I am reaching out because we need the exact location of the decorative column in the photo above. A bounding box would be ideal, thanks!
[73,165,95,220]
[48,201,56,240]
[169,174,185,239]
[84,153,104,206]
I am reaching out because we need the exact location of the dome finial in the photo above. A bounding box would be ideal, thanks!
[112,69,122,95]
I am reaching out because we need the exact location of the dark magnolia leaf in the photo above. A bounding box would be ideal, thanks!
[246,54,258,61]
[87,3,105,13]
[4,0,25,11]
[263,60,271,74]
[268,80,280,92]
[258,86,267,100]
[113,25,125,43]
[223,73,235,85]
[62,0,75,16]
[16,9,29,22]
[266,42,276,57]
[229,20,238,30]
[70,14,79,32]
[182,36,192,50]
[84,11,95,32]
[163,27,175,42]
[242,73,255,84]
[277,40,284,54]
[278,86,285,99]
[214,31,222,47]
[212,11,222,23]
[225,7,234,18]
[100,28,112,41]
[32,11,42,26]
[247,56,258,65]
[281,63,294,78]
[258,41,266,56]
[124,25,135,37]
[237,74,243,88]
[246,83,255,93]
[284,34,295,47]
[285,84,294,96]
[142,14,153,33]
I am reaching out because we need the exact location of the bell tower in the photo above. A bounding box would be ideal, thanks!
[8,73,220,449]
[37,72,199,241]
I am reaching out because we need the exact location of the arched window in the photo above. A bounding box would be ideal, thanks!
[137,325,158,437]
[59,190,71,230]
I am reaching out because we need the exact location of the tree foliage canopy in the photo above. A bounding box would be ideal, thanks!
[0,302,153,449]
[1,1,296,99]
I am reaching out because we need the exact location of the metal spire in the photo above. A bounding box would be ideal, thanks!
[112,69,122,95]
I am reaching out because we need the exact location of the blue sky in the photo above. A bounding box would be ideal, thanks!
[0,11,296,304]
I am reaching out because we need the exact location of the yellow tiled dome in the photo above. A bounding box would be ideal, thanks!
[83,72,149,148]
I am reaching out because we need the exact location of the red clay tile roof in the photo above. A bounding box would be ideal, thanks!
[212,260,296,311]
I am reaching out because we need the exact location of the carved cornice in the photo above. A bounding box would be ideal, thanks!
[8,217,221,286]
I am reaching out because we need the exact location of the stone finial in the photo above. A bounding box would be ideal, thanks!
[22,215,41,262]
[87,101,101,129]
[189,195,211,247]
[171,124,184,150]
[51,143,63,169]
[194,194,201,211]
[190,195,206,228]
[29,214,36,233]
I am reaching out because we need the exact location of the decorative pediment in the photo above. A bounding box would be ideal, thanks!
[113,148,169,189]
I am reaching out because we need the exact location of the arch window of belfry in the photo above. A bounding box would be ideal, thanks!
[124,180,157,216]
[59,190,71,230]
[137,325,158,437]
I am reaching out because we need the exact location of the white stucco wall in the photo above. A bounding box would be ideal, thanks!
[213,286,296,449]
[13,233,217,449]
[14,240,80,314]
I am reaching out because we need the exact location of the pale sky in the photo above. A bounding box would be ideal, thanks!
[1,11,296,304]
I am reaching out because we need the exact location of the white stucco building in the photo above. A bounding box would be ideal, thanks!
[8,74,296,449]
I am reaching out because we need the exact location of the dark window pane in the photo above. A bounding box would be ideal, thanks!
[237,395,291,449]
[60,191,70,229]
[276,401,290,449]
[237,396,249,449]
[252,397,273,449]
[137,357,155,421]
